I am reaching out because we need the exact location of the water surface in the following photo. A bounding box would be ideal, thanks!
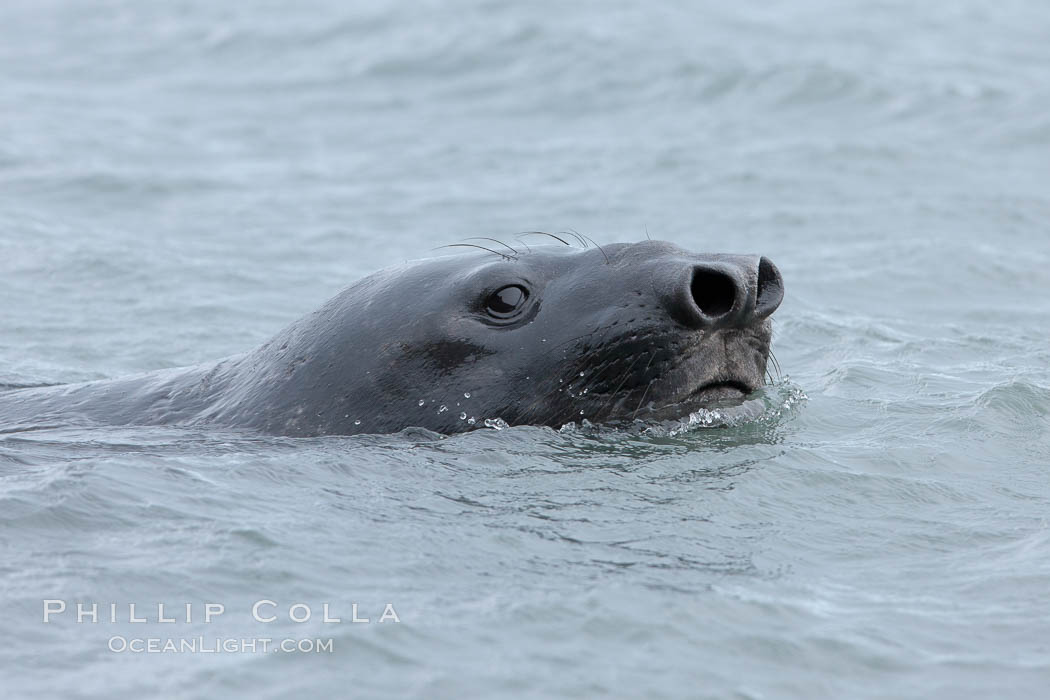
[1,0,1049,697]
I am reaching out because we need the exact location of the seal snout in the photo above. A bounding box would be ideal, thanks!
[670,255,784,330]
[754,257,785,320]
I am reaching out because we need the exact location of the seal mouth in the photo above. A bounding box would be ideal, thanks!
[688,379,751,403]
[633,377,757,422]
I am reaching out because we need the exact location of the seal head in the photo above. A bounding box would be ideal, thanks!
[206,240,784,435]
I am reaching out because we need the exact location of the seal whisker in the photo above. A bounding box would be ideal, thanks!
[577,232,610,265]
[631,378,656,420]
[517,231,571,246]
[627,351,660,420]
[594,352,646,419]
[562,229,588,248]
[564,326,626,390]
[573,351,622,398]
[464,237,519,257]
[435,243,515,260]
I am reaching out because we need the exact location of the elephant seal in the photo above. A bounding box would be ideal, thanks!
[0,239,784,436]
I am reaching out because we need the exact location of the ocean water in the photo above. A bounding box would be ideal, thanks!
[2,0,1049,697]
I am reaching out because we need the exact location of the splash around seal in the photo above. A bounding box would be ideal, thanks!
[0,240,783,436]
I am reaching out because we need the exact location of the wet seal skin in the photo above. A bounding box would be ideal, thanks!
[0,239,783,436]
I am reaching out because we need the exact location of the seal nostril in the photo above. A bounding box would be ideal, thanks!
[755,257,784,318]
[690,267,737,319]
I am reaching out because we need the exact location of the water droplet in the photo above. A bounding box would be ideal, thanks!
[579,371,584,377]
[559,379,563,383]
[417,399,425,406]
[579,410,584,415]
[464,392,471,398]
[438,405,448,413]
[353,420,361,426]
[459,412,467,420]
[467,417,476,425]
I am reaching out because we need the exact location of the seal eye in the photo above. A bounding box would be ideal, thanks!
[485,285,528,318]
